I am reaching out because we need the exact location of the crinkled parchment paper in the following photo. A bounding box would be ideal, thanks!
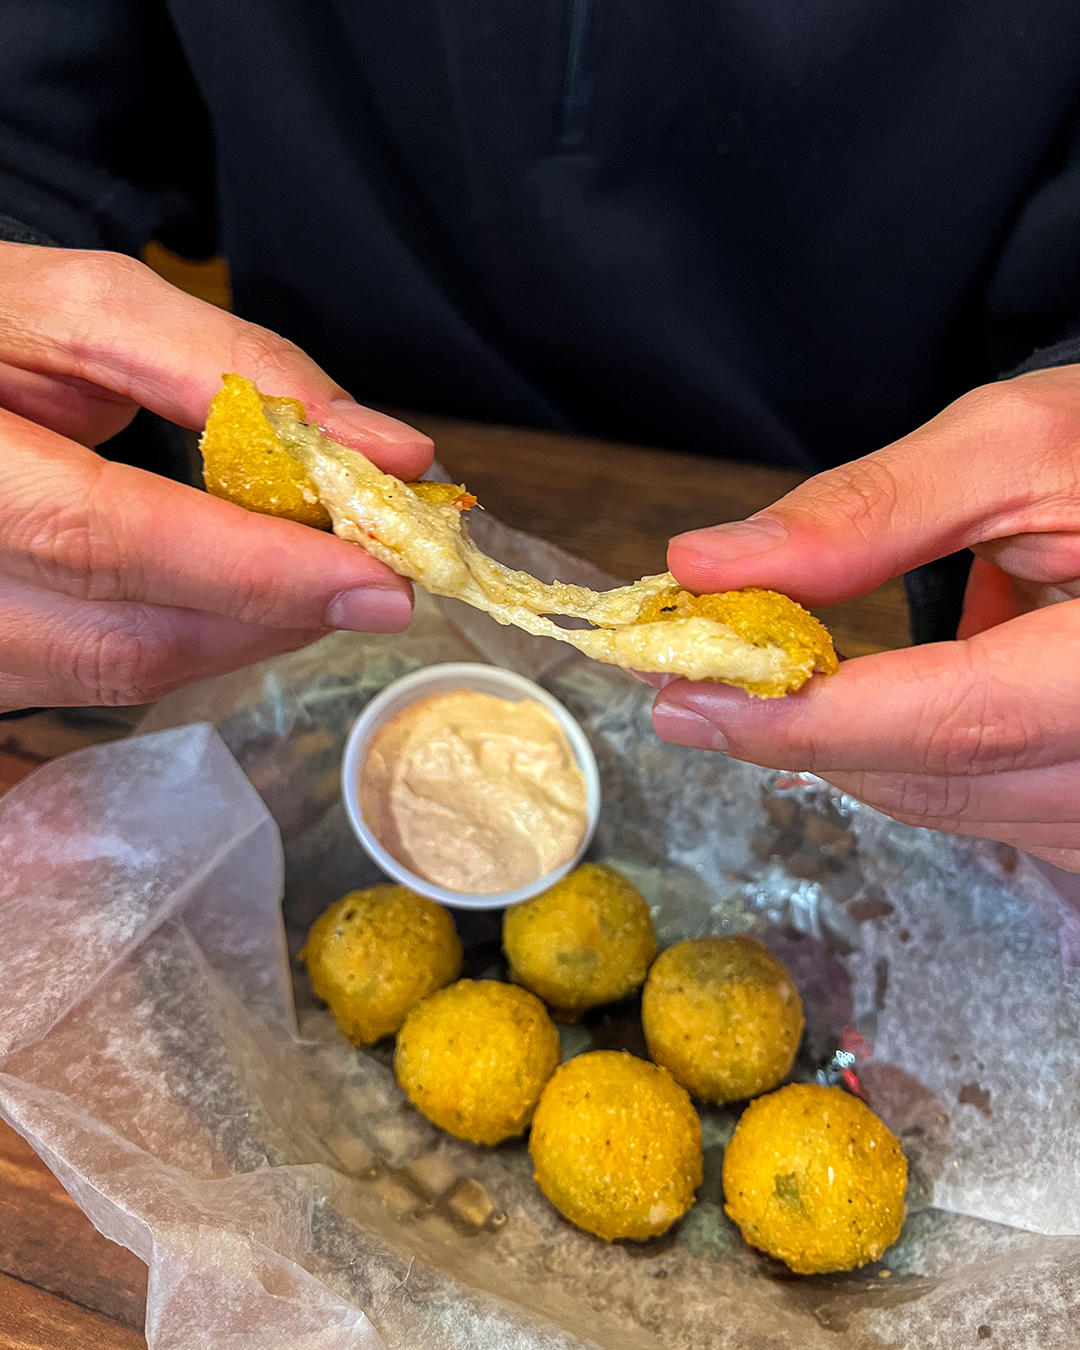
[2,510,1079,1349]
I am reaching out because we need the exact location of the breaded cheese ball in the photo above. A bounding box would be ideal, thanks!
[723,1083,907,1274]
[503,863,658,1017]
[202,372,331,527]
[636,586,838,697]
[394,980,560,1145]
[530,1050,703,1241]
[302,885,462,1045]
[642,935,804,1103]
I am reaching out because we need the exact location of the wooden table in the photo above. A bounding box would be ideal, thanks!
[0,396,909,1350]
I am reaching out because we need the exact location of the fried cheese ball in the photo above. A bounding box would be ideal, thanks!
[394,979,560,1145]
[637,587,838,697]
[202,373,332,527]
[723,1083,907,1274]
[642,935,804,1104]
[530,1050,703,1241]
[503,863,658,1018]
[202,373,473,525]
[302,885,462,1045]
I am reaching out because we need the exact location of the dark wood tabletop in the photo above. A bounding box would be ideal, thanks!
[0,252,910,1350]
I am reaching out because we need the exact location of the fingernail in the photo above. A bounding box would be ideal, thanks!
[629,669,680,690]
[652,703,729,753]
[328,397,433,449]
[673,514,788,559]
[325,586,412,633]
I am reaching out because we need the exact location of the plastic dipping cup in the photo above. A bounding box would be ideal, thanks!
[341,663,601,910]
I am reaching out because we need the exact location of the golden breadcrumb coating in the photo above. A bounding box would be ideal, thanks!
[408,481,477,511]
[202,373,331,528]
[530,1050,703,1241]
[642,935,804,1103]
[301,885,462,1045]
[722,1083,907,1274]
[394,979,560,1146]
[503,863,657,1018]
[637,587,839,698]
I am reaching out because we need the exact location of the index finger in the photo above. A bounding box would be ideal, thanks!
[651,604,1080,777]
[666,376,1080,609]
[0,243,434,480]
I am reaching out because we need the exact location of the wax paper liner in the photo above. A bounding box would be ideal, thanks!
[1,509,1078,1348]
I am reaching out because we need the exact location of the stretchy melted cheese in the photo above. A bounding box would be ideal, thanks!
[200,375,839,696]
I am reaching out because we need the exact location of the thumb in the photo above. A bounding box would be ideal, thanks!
[667,381,1062,607]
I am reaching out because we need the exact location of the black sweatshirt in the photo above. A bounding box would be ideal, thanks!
[3,2,1080,633]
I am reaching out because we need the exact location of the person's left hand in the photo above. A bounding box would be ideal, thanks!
[652,365,1080,873]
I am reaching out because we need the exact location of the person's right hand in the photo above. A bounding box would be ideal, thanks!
[651,366,1080,872]
[0,242,434,710]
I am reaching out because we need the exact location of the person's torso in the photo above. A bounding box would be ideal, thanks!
[169,0,1080,467]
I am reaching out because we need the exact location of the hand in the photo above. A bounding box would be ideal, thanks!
[652,366,1080,872]
[0,243,433,709]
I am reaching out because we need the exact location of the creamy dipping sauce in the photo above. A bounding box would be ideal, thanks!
[359,688,588,894]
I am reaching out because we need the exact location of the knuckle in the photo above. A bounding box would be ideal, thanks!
[799,455,902,553]
[72,617,171,706]
[16,466,129,601]
[38,252,157,374]
[920,655,1035,776]
[959,377,1075,451]
[776,722,829,775]
[208,525,287,626]
[226,584,281,627]
[230,326,314,392]
[47,249,149,313]
[18,505,93,591]
[875,773,974,827]
[950,381,1004,427]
